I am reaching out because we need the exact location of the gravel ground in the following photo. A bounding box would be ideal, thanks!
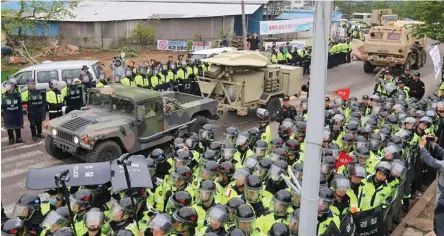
[418,198,436,220]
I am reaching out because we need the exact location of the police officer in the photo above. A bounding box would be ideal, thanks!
[164,191,192,214]
[134,66,148,88]
[176,60,188,92]
[70,189,94,236]
[83,208,107,236]
[317,187,340,235]
[257,189,292,233]
[162,62,174,91]
[330,175,351,218]
[1,218,27,236]
[62,78,83,114]
[357,161,393,212]
[2,80,24,144]
[407,72,425,100]
[200,204,229,235]
[277,96,297,122]
[108,197,139,235]
[194,180,218,231]
[46,79,64,120]
[121,68,136,87]
[268,223,290,236]
[40,207,71,235]
[277,47,286,64]
[20,78,45,141]
[171,206,199,236]
[144,213,173,236]
[12,194,46,234]
[243,175,268,217]
[265,161,289,195]
[234,204,262,235]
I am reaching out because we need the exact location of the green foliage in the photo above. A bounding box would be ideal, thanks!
[408,2,444,43]
[131,23,156,50]
[1,0,78,40]
[219,28,235,46]
[186,40,193,54]
[119,47,140,57]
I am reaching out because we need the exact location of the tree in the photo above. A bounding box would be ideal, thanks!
[408,2,444,43]
[132,23,156,50]
[1,1,78,41]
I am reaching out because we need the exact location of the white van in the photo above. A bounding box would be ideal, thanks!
[190,47,237,61]
[13,60,101,91]
[351,13,372,24]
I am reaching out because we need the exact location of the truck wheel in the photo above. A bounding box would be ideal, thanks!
[86,140,122,162]
[45,136,69,160]
[189,115,209,134]
[363,62,375,73]
[266,96,281,116]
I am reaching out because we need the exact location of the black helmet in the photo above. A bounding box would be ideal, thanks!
[227,198,245,214]
[253,140,268,157]
[348,165,367,178]
[83,208,104,232]
[369,133,382,151]
[53,227,74,236]
[185,133,199,150]
[356,146,370,158]
[1,219,26,236]
[147,214,173,235]
[200,124,215,141]
[248,127,261,144]
[174,150,193,166]
[270,137,284,149]
[254,158,274,181]
[219,161,235,177]
[221,142,236,161]
[245,175,262,189]
[224,127,238,143]
[13,193,41,220]
[272,190,292,216]
[388,136,402,147]
[345,122,359,133]
[236,132,251,147]
[202,149,218,163]
[172,206,198,230]
[150,148,166,163]
[108,197,135,222]
[268,222,290,236]
[144,157,156,174]
[386,114,398,125]
[167,191,192,213]
[208,141,222,157]
[384,145,402,160]
[357,127,370,139]
[235,204,255,220]
[270,148,289,162]
[172,166,193,183]
[197,180,217,203]
[228,228,247,236]
[362,95,369,100]
[375,161,391,176]
[245,175,263,203]
[278,124,292,140]
[341,134,355,143]
[284,139,300,154]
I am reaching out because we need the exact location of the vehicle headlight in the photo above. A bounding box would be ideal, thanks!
[52,128,57,136]
[73,136,79,144]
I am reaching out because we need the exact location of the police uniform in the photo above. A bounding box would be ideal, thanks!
[61,84,83,114]
[3,90,24,143]
[46,88,64,120]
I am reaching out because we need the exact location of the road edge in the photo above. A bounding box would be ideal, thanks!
[391,180,438,236]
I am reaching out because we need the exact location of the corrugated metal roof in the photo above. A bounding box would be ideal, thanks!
[275,10,343,22]
[56,1,265,22]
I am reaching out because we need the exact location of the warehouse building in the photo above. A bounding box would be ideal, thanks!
[3,0,266,49]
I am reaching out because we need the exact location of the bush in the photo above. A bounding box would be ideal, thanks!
[119,47,140,57]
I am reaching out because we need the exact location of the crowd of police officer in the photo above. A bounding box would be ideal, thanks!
[3,65,444,236]
[1,65,99,144]
[109,55,206,96]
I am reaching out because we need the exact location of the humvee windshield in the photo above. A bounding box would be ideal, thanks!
[88,90,135,116]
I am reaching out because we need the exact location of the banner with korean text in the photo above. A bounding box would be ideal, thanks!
[259,18,313,35]
[157,40,211,52]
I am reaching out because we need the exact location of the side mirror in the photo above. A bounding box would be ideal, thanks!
[136,106,145,121]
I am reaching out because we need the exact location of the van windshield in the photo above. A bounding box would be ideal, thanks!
[387,33,401,41]
[353,14,364,19]
[88,90,134,116]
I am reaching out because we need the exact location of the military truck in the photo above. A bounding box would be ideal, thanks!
[43,84,218,162]
[198,51,303,116]
[363,19,427,75]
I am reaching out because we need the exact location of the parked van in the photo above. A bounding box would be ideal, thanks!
[351,13,372,24]
[13,60,101,91]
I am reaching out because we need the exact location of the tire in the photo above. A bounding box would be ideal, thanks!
[86,140,122,162]
[45,136,69,160]
[266,96,281,116]
[189,115,209,134]
[363,61,375,73]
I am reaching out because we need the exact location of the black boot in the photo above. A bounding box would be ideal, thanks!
[16,138,25,143]
[402,198,410,211]
[9,139,14,145]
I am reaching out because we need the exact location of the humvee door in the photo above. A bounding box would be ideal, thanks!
[136,98,164,138]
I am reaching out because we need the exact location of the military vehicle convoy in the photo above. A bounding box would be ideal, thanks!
[363,9,427,75]
[43,84,218,162]
[198,51,303,116]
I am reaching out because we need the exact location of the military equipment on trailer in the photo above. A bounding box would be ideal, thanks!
[43,84,218,162]
[198,51,303,116]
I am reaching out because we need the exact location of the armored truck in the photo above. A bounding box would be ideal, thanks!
[43,84,218,162]
[363,20,427,75]
[198,51,303,116]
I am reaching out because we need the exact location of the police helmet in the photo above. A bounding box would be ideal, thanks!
[270,148,289,162]
[223,127,238,143]
[348,165,366,179]
[267,223,290,236]
[284,139,300,154]
[150,148,166,163]
[53,227,74,236]
[172,206,198,230]
[375,161,391,176]
[200,124,215,141]
[219,161,235,177]
[1,219,26,236]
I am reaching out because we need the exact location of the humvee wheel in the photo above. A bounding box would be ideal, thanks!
[266,97,281,115]
[86,140,122,162]
[189,115,209,134]
[363,62,376,73]
[45,136,69,160]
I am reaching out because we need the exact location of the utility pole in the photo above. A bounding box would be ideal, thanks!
[298,1,333,236]
[241,0,248,50]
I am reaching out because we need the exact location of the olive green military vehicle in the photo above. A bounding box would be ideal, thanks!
[43,84,218,162]
[198,51,303,116]
[363,10,427,75]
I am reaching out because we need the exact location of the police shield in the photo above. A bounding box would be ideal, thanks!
[322,221,342,236]
[27,89,46,122]
[2,92,24,129]
[65,85,83,111]
[353,206,387,236]
[340,212,356,236]
[26,162,111,190]
[110,159,153,192]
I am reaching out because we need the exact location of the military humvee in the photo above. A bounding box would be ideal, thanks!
[363,10,427,75]
[43,84,218,162]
